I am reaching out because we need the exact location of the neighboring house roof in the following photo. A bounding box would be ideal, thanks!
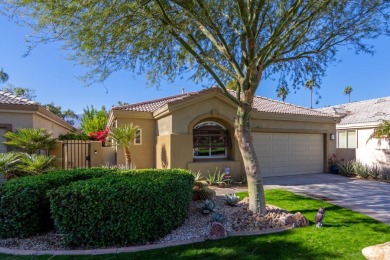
[0,91,37,105]
[113,87,334,118]
[0,91,75,131]
[317,96,390,126]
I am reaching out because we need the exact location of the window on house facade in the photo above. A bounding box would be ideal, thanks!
[193,121,230,158]
[134,129,142,145]
[337,130,357,148]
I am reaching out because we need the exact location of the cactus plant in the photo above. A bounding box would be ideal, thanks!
[194,180,209,188]
[224,194,240,206]
[211,212,225,223]
[192,182,216,201]
[202,199,215,214]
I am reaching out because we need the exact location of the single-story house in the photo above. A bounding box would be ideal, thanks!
[107,87,339,178]
[0,91,75,153]
[318,97,390,170]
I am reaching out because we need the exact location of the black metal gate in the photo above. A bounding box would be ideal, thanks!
[62,140,91,169]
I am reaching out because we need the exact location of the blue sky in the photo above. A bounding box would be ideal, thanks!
[1,15,390,114]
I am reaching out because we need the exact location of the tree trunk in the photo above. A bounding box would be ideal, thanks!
[234,102,267,215]
[123,147,132,169]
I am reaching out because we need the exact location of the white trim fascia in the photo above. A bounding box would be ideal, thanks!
[337,122,380,130]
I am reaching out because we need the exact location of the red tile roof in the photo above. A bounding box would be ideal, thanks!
[113,88,334,118]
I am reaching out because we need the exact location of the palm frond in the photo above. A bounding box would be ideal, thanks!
[3,128,56,154]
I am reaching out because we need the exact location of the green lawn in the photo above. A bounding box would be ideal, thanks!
[2,189,390,260]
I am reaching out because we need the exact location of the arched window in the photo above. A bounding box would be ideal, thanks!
[193,121,230,158]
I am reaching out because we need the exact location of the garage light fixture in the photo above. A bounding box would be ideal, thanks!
[330,133,335,140]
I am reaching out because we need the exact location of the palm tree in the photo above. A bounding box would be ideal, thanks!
[305,79,316,109]
[344,86,353,103]
[3,128,56,154]
[276,86,289,102]
[0,69,9,84]
[368,120,390,145]
[108,124,139,168]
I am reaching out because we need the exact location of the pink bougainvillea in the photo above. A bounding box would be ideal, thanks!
[89,128,109,145]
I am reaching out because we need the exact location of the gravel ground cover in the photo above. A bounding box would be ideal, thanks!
[0,195,296,251]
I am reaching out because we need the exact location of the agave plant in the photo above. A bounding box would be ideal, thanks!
[224,194,240,206]
[192,171,203,181]
[211,213,225,223]
[17,153,55,176]
[202,199,215,214]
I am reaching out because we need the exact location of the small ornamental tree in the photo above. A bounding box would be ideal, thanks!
[369,120,390,145]
[3,128,56,155]
[80,106,108,135]
[108,124,139,168]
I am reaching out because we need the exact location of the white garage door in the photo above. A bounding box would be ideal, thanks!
[253,133,324,177]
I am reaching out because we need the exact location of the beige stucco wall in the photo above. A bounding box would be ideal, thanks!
[156,135,171,169]
[115,117,156,169]
[155,95,244,174]
[187,161,242,179]
[336,148,356,162]
[0,111,34,129]
[32,114,71,137]
[354,128,390,169]
[112,91,338,175]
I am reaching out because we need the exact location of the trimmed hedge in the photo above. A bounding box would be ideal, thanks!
[48,169,194,248]
[0,168,114,238]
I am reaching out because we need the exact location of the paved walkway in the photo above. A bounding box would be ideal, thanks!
[214,173,390,225]
[264,173,390,225]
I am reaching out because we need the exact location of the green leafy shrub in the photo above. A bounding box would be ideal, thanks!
[0,152,21,174]
[58,132,90,140]
[369,165,383,179]
[353,161,369,178]
[337,160,355,176]
[48,169,194,248]
[0,168,110,238]
[17,153,56,176]
[3,128,56,154]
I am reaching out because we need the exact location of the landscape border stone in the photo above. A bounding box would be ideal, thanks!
[0,227,293,256]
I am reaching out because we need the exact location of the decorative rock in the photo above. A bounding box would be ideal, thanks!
[208,222,228,240]
[292,212,309,227]
[362,242,390,260]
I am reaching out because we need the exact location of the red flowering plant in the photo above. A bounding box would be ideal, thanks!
[328,153,344,166]
[89,128,109,145]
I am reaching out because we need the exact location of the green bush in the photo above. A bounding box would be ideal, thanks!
[0,168,112,238]
[337,160,355,176]
[48,169,194,248]
[353,161,369,178]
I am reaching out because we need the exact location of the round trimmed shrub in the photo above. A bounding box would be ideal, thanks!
[48,169,194,248]
[0,168,113,238]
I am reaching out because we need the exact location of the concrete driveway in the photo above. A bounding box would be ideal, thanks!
[264,173,390,225]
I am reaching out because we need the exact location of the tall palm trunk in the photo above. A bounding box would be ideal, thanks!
[234,100,267,215]
[124,147,132,169]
